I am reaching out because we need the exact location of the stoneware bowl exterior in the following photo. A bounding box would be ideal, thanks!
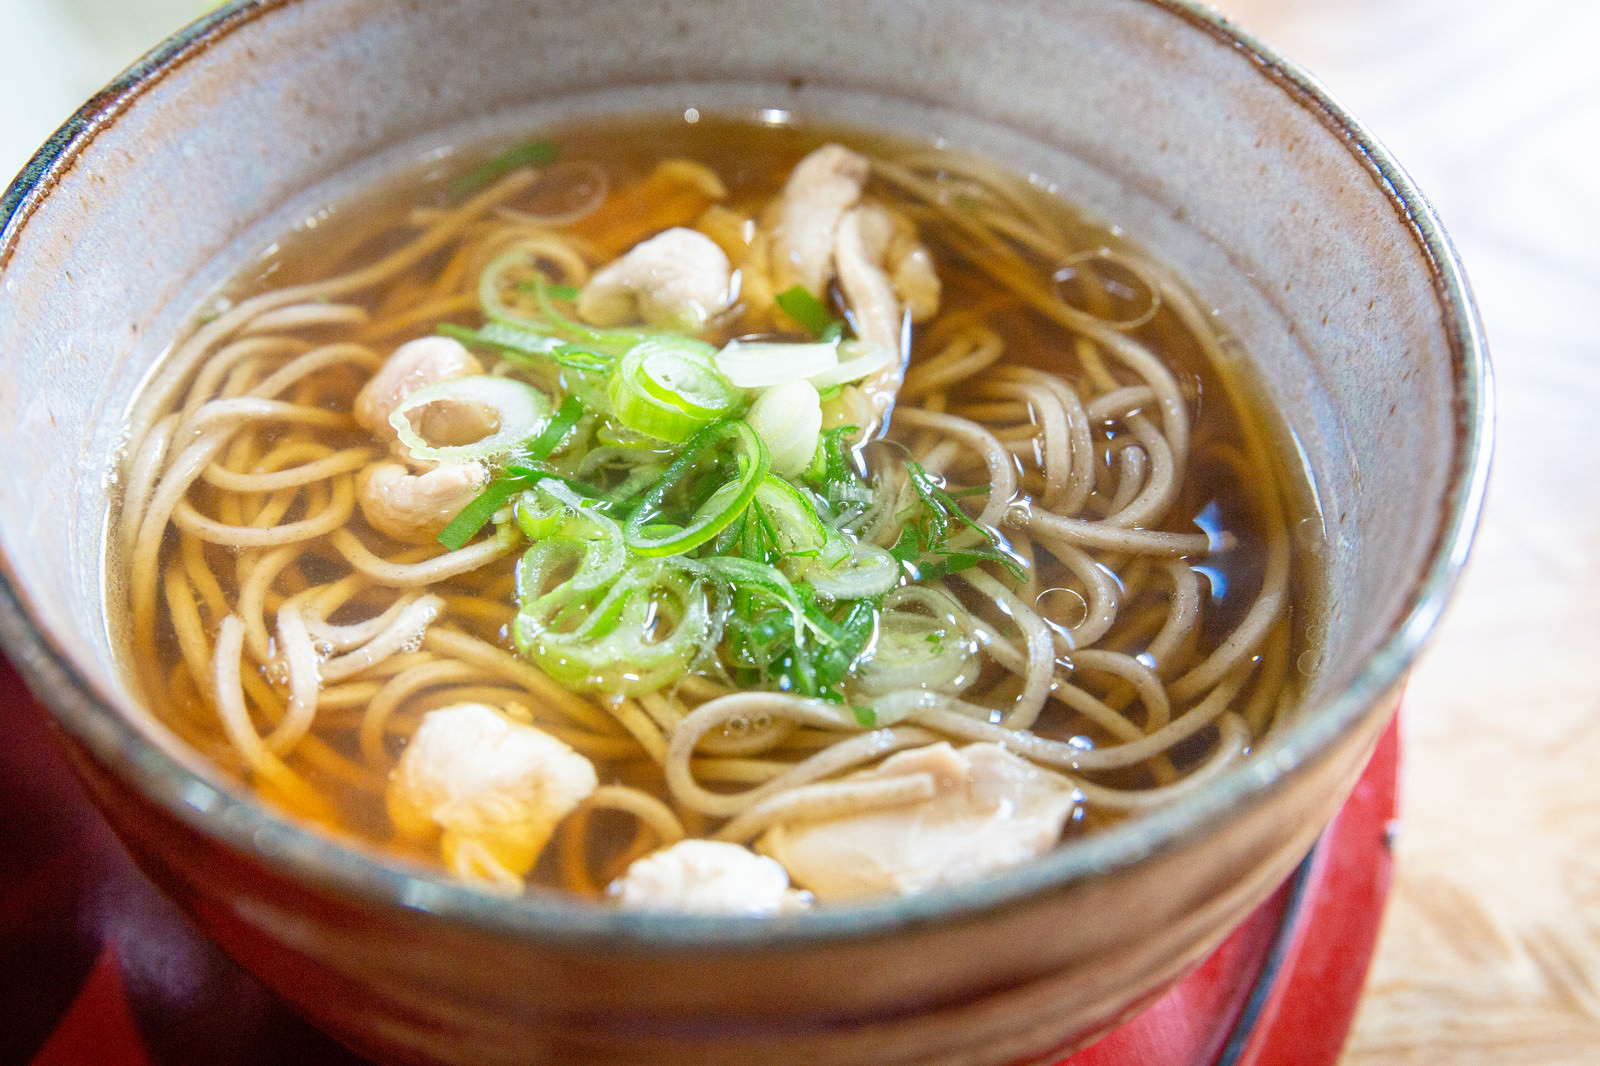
[0,1,1489,1064]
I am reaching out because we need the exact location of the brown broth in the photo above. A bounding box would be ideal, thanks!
[125,114,1315,893]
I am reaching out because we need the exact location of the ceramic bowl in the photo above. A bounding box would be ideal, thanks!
[0,1,1489,1063]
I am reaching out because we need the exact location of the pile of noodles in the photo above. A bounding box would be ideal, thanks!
[118,139,1294,895]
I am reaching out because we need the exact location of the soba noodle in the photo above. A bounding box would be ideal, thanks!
[117,117,1303,910]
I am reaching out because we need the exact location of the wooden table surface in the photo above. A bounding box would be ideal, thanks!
[3,2,1597,1063]
[1208,1,1600,1062]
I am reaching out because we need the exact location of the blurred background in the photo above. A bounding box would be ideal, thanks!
[3,1,1597,1063]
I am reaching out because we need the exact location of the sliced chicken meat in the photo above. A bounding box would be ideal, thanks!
[387,703,597,885]
[757,742,1078,902]
[834,204,904,353]
[356,458,487,544]
[765,143,870,299]
[352,335,500,541]
[576,226,734,331]
[611,839,809,916]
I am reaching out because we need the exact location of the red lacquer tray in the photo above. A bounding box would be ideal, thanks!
[1,654,1396,1066]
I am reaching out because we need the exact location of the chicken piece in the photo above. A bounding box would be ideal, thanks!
[576,227,734,332]
[387,704,597,884]
[887,222,940,324]
[357,458,487,544]
[834,205,904,353]
[756,742,1078,903]
[830,203,944,434]
[610,840,809,916]
[765,143,869,299]
[835,203,943,350]
[355,336,483,452]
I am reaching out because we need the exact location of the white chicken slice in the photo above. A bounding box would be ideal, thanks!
[835,203,943,353]
[766,143,870,298]
[387,704,597,885]
[834,204,905,354]
[756,742,1078,903]
[356,458,487,544]
[576,227,734,331]
[611,840,809,916]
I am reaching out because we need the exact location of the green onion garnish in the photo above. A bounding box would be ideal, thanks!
[433,397,583,550]
[437,477,528,551]
[890,462,1026,581]
[519,280,582,301]
[774,284,843,339]
[522,395,585,462]
[623,420,769,557]
[450,141,560,200]
[608,337,737,442]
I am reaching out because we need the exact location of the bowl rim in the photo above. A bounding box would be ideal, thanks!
[0,0,1491,950]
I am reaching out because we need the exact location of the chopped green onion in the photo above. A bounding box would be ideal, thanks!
[436,477,525,551]
[697,556,805,640]
[808,339,898,387]
[450,141,560,200]
[519,395,584,463]
[439,323,617,385]
[608,337,739,442]
[480,251,644,354]
[751,476,828,557]
[390,375,552,464]
[775,284,842,339]
[439,464,597,550]
[439,321,564,359]
[430,397,582,550]
[623,420,769,557]
[513,488,568,541]
[729,587,878,702]
[853,586,978,697]
[513,559,710,694]
[516,491,627,595]
[527,282,582,301]
[809,425,862,486]
[802,541,901,601]
[891,462,1027,581]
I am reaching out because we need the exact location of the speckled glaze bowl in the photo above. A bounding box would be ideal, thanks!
[0,1,1489,1064]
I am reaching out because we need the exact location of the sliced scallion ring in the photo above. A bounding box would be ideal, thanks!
[854,586,979,694]
[516,508,626,598]
[751,476,827,557]
[609,336,739,442]
[513,479,607,543]
[389,375,551,463]
[513,487,569,541]
[512,559,710,694]
[480,243,573,328]
[801,541,901,601]
[480,248,645,354]
[696,555,806,642]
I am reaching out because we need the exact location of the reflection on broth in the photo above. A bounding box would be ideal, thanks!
[116,115,1310,913]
